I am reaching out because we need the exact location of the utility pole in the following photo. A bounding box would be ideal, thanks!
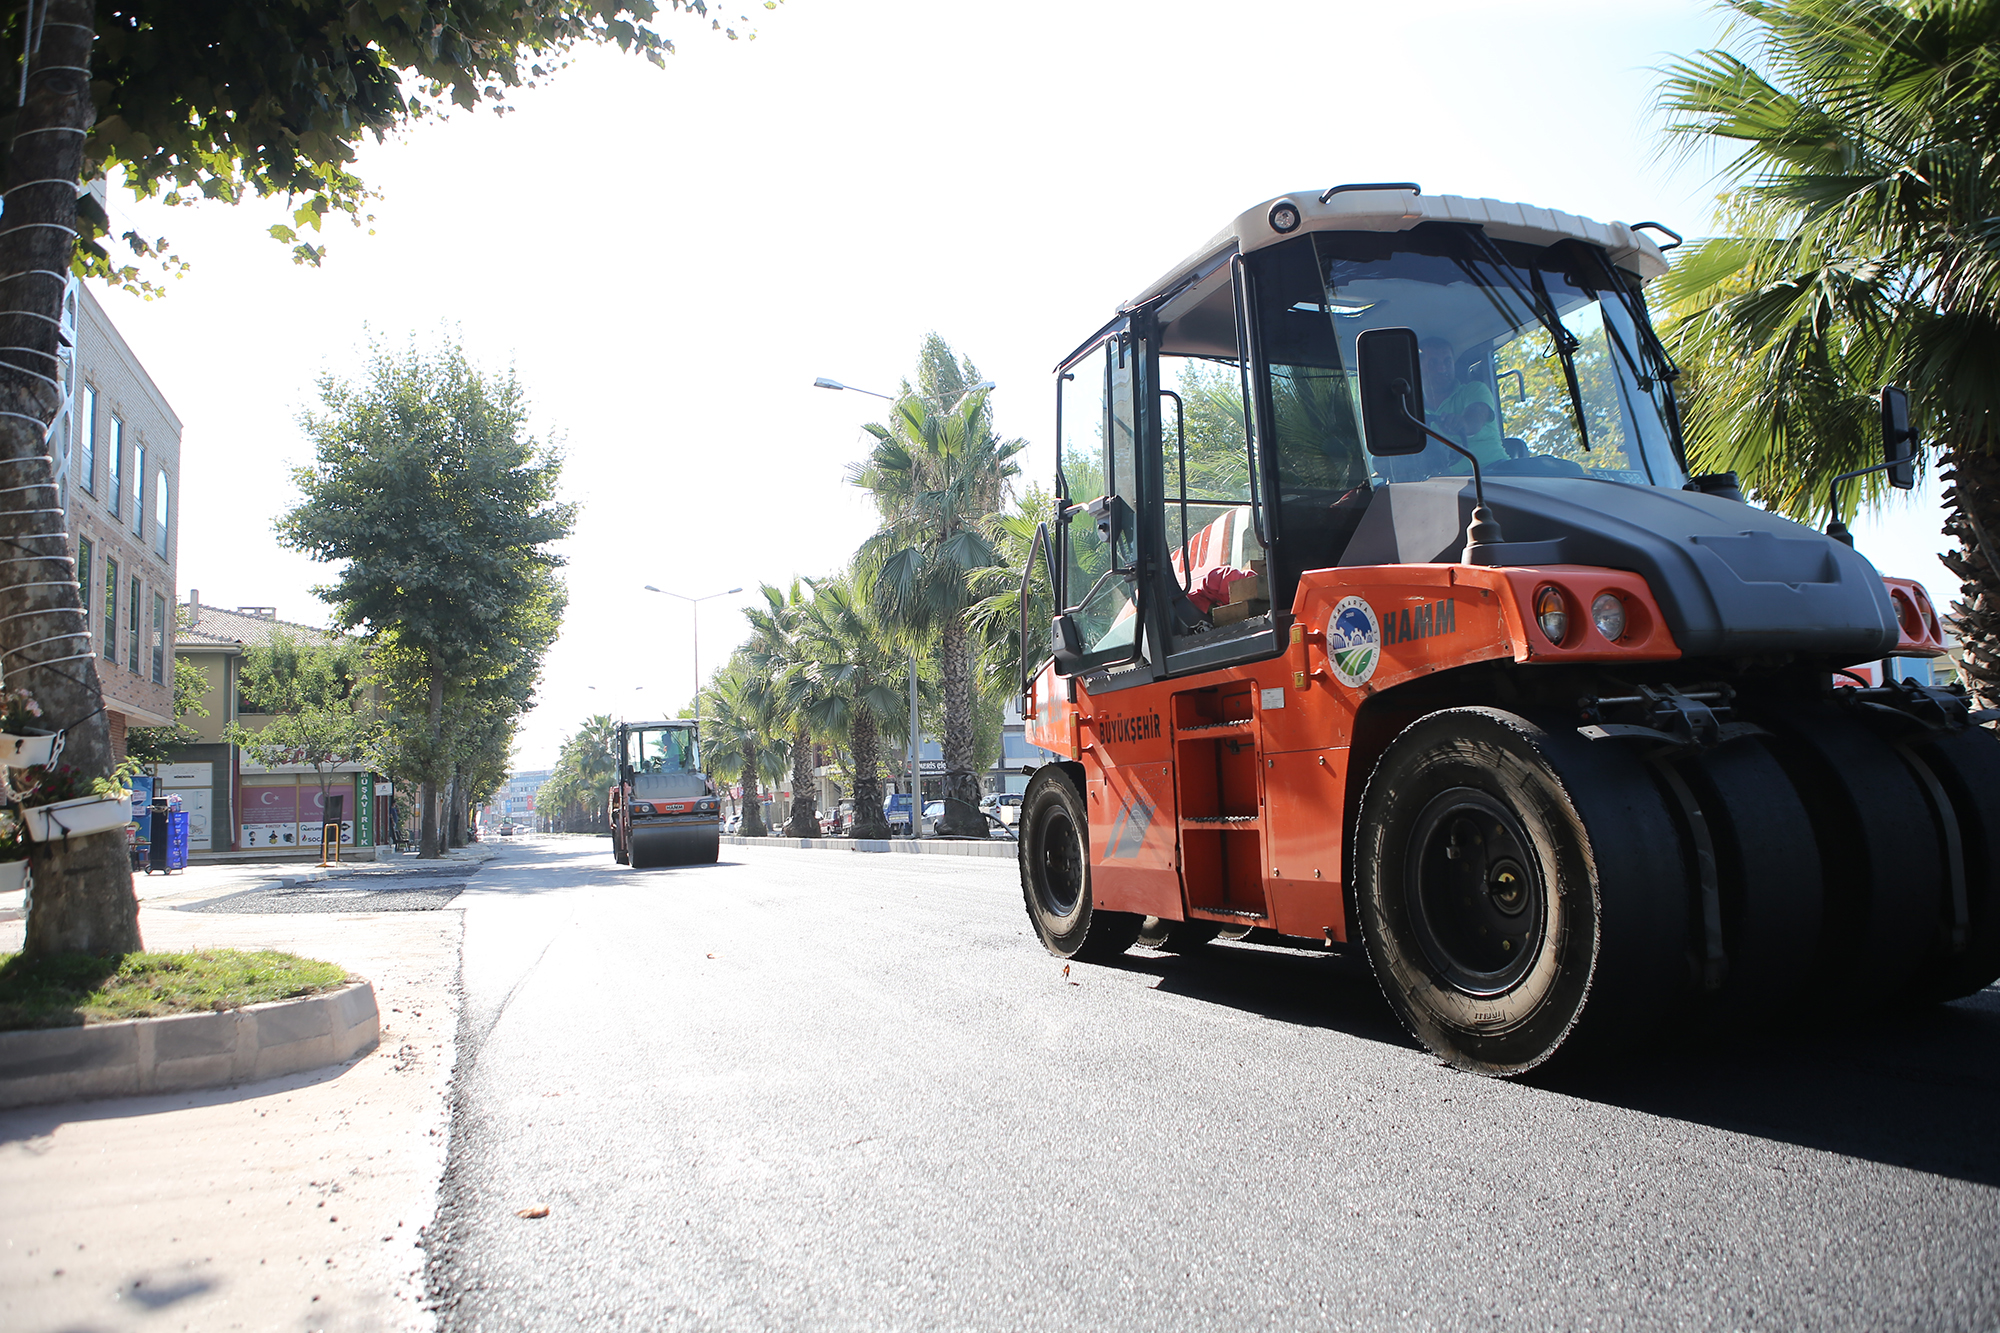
[908,658,920,838]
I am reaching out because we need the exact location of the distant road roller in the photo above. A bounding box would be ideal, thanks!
[1015,183,2000,1075]
[608,719,722,868]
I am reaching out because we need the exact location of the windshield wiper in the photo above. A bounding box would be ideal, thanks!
[1456,227,1592,451]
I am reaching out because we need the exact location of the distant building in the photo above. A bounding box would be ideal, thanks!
[499,769,550,826]
[53,281,182,756]
[170,595,389,858]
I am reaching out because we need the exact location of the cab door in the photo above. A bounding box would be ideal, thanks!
[1054,331,1148,675]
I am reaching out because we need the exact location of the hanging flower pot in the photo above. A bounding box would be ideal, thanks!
[21,792,133,842]
[0,729,63,768]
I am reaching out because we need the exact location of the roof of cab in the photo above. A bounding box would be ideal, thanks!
[1127,186,1671,312]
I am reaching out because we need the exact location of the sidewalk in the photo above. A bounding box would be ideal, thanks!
[0,844,498,924]
[0,859,476,1332]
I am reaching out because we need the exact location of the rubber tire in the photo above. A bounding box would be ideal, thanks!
[1756,702,1942,1005]
[1869,722,2000,1003]
[1668,735,1823,1023]
[1019,764,1142,961]
[1354,707,1690,1076]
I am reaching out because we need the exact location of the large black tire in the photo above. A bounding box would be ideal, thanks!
[1019,764,1141,961]
[1668,735,1823,1023]
[1354,708,1690,1076]
[1756,702,1942,1005]
[1850,718,2000,1003]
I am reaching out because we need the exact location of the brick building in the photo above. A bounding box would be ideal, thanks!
[54,280,181,755]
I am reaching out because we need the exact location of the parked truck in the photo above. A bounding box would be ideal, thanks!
[608,719,722,868]
[1016,184,2000,1076]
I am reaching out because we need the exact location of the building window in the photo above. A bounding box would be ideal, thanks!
[154,469,169,558]
[131,441,144,535]
[152,592,166,684]
[102,557,117,662]
[76,536,91,636]
[128,575,141,674]
[79,384,95,495]
[107,416,122,518]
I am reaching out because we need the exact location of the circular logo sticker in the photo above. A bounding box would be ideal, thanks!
[1327,595,1381,688]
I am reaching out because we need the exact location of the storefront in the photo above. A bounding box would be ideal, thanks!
[236,763,378,852]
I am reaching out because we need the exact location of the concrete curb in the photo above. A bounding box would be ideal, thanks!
[0,978,380,1110]
[724,835,1019,860]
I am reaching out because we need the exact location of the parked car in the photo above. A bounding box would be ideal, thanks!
[992,793,1023,827]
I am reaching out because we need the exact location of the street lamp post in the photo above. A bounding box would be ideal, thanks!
[642,585,743,723]
[816,374,997,837]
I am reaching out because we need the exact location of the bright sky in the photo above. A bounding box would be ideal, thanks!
[89,0,1955,771]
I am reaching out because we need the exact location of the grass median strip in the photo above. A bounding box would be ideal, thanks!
[0,949,350,1031]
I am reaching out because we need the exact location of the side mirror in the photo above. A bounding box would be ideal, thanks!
[1355,327,1429,457]
[1051,613,1083,673]
[1881,386,1917,490]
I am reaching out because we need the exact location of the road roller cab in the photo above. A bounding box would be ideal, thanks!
[609,719,722,868]
[1014,184,1999,1075]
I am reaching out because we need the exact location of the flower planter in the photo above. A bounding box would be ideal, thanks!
[21,793,131,842]
[0,730,62,768]
[0,858,27,893]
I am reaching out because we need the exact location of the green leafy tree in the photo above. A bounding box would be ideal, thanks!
[1657,0,2000,706]
[278,338,575,857]
[848,336,1023,837]
[224,633,374,828]
[0,1,770,957]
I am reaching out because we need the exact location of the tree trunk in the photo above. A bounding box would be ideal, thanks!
[1942,441,2000,713]
[848,704,890,838]
[936,612,985,836]
[738,739,765,837]
[7,1,140,958]
[418,665,444,858]
[784,720,819,837]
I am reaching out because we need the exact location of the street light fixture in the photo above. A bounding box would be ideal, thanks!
[642,585,743,723]
[813,376,996,403]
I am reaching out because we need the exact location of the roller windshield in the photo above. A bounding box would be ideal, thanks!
[626,726,699,774]
[1249,223,1686,491]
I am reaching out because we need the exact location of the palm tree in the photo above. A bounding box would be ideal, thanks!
[743,579,824,837]
[701,661,773,837]
[1658,0,2000,707]
[789,574,911,839]
[848,336,1024,836]
[966,485,1061,700]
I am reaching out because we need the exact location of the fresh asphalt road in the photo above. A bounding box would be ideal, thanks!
[423,837,2000,1331]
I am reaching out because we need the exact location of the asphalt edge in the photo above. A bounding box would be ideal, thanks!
[0,978,380,1109]
[723,835,1018,859]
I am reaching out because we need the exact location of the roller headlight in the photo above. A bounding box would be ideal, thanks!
[1534,585,1568,644]
[698,799,718,812]
[1590,592,1627,642]
[631,802,653,816]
